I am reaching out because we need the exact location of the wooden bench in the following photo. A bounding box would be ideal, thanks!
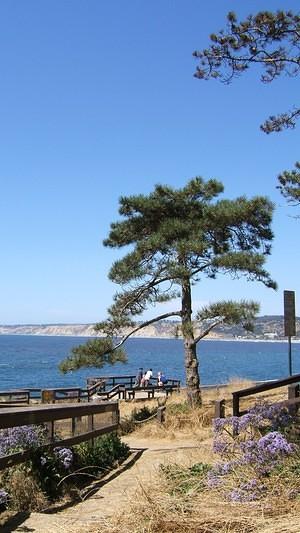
[127,384,177,400]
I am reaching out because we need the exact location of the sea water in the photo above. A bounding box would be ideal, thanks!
[0,335,299,390]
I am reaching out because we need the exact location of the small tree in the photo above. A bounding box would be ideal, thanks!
[60,178,276,404]
[193,10,300,207]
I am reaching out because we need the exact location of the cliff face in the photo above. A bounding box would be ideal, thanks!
[0,324,97,336]
[0,316,298,339]
[0,322,178,338]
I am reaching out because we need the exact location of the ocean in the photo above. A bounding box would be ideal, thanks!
[0,335,299,391]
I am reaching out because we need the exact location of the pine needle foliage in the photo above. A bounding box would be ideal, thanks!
[193,9,300,208]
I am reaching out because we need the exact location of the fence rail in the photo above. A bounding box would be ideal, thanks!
[232,373,300,416]
[87,375,181,391]
[0,375,181,406]
[0,401,119,471]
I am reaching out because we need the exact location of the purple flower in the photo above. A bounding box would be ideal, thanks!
[206,470,222,488]
[213,418,228,433]
[213,461,235,475]
[248,402,292,431]
[212,439,230,455]
[0,489,8,506]
[54,447,73,469]
[227,479,266,502]
[210,401,299,503]
[257,432,294,457]
[0,425,47,456]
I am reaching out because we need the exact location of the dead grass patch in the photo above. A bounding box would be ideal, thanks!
[85,456,300,533]
[89,480,259,533]
[120,391,215,441]
[5,468,48,512]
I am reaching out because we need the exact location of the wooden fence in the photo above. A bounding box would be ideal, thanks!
[232,373,300,416]
[214,373,300,419]
[0,375,181,406]
[0,401,119,470]
[87,375,181,392]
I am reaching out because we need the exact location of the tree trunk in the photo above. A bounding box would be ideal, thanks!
[181,279,201,405]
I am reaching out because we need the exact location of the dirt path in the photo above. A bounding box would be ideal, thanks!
[10,436,201,533]
[6,435,300,533]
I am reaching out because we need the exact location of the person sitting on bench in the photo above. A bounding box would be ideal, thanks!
[158,371,167,386]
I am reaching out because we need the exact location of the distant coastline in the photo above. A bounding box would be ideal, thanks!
[0,333,296,343]
[0,317,298,341]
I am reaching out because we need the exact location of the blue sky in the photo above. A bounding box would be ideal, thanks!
[0,0,299,324]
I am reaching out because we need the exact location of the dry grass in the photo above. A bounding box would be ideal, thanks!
[4,467,48,512]
[202,377,256,402]
[119,390,215,441]
[97,382,300,533]
[84,449,300,533]
[118,379,293,441]
[87,475,258,533]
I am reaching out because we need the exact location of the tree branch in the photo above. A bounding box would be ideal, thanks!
[108,310,182,352]
[194,318,223,344]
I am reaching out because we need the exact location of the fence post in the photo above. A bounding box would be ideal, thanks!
[41,390,55,404]
[45,421,55,442]
[88,413,94,447]
[71,417,76,436]
[288,384,300,415]
[232,393,240,417]
[157,406,166,424]
[214,399,225,419]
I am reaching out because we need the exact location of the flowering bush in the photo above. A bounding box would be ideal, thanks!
[33,447,74,500]
[0,425,47,456]
[53,447,73,470]
[160,401,300,505]
[210,401,298,502]
[0,430,129,511]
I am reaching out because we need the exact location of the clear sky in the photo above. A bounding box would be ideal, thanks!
[1,0,299,324]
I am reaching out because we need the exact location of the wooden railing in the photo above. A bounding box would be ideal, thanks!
[87,375,181,391]
[86,380,106,400]
[0,375,181,407]
[213,374,300,419]
[41,387,82,403]
[87,375,137,390]
[96,384,127,401]
[232,373,300,416]
[0,401,119,470]
[0,390,30,405]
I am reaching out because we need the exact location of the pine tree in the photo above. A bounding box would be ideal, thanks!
[193,10,300,208]
[59,177,276,404]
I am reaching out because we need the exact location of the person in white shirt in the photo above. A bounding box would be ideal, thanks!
[142,368,152,387]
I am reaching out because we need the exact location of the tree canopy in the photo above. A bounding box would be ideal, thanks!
[59,177,276,404]
[193,9,300,207]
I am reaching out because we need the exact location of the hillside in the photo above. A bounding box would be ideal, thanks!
[0,316,299,340]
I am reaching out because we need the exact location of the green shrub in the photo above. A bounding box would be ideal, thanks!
[119,405,158,435]
[132,405,157,421]
[30,449,69,500]
[73,433,130,475]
